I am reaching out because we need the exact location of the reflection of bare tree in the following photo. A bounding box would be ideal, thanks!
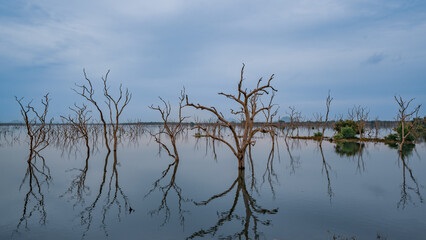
[15,151,51,233]
[79,151,133,238]
[284,138,300,174]
[319,145,333,201]
[145,157,190,226]
[60,145,91,207]
[397,151,423,209]
[188,169,278,239]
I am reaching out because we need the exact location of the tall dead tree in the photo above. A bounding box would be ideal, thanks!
[74,70,111,152]
[394,96,421,152]
[320,91,333,144]
[102,71,132,151]
[74,69,132,152]
[186,64,277,169]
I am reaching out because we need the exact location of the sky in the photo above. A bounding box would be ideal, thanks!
[0,0,425,122]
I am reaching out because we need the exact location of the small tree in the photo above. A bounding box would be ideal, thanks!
[186,64,277,169]
[15,93,53,162]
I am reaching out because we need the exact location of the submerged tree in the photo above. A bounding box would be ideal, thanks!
[74,69,132,152]
[15,93,53,161]
[186,64,277,169]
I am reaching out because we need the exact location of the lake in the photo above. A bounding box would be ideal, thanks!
[0,125,425,240]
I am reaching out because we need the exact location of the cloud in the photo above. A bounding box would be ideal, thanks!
[1,0,426,121]
[363,53,386,65]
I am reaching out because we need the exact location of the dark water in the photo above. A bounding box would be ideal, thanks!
[0,126,425,240]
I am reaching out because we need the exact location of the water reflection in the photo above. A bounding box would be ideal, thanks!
[334,142,365,157]
[78,150,133,238]
[189,168,278,239]
[15,151,51,233]
[319,145,333,200]
[145,156,190,227]
[60,145,91,207]
[396,150,423,209]
[334,142,366,173]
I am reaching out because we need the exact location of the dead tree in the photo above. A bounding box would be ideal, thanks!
[61,104,92,151]
[74,70,111,152]
[285,106,301,138]
[15,94,52,162]
[149,88,188,161]
[353,105,369,140]
[186,64,277,169]
[320,91,333,144]
[102,71,132,151]
[394,96,421,152]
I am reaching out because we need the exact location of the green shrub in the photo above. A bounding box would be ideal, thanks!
[334,120,363,135]
[340,126,356,139]
[313,132,322,137]
[385,124,415,142]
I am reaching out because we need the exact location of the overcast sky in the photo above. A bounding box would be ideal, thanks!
[1,0,425,122]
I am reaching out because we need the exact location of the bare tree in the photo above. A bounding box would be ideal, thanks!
[149,88,188,161]
[74,70,111,152]
[285,106,301,138]
[353,105,369,140]
[394,96,421,152]
[320,91,333,144]
[61,104,92,151]
[102,71,132,151]
[15,93,53,162]
[186,64,277,169]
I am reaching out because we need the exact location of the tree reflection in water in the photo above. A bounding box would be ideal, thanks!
[78,150,133,238]
[395,145,423,209]
[188,168,278,240]
[319,144,334,201]
[145,156,191,227]
[60,145,91,207]
[14,150,51,234]
[334,142,366,173]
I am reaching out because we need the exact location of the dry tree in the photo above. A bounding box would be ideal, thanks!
[320,91,333,144]
[74,70,111,152]
[394,96,421,152]
[353,105,369,140]
[149,88,188,161]
[74,69,132,152]
[102,72,132,151]
[15,93,53,162]
[186,64,277,169]
[61,104,92,151]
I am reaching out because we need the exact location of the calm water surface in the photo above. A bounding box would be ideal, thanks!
[0,126,425,239]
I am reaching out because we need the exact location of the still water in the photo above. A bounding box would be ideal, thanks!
[0,126,425,239]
